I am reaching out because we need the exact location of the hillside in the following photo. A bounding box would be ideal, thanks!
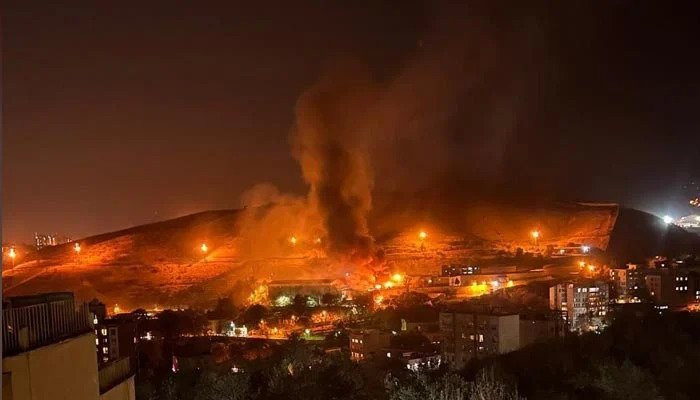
[3,201,698,310]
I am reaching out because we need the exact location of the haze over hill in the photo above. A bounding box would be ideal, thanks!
[4,198,697,311]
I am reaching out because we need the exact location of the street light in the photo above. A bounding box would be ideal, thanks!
[8,247,16,267]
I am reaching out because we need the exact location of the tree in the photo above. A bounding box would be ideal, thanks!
[194,371,251,400]
[321,292,339,305]
[469,369,524,400]
[242,304,268,326]
[587,360,661,400]
[292,295,308,315]
[390,373,469,400]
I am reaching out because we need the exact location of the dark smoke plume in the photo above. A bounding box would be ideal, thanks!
[292,61,378,259]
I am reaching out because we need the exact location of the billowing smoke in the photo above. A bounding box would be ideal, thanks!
[239,3,547,263]
[292,62,378,260]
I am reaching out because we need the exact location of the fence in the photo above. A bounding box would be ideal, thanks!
[98,356,134,393]
[2,299,93,356]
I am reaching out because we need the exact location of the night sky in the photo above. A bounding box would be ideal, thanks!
[4,1,700,243]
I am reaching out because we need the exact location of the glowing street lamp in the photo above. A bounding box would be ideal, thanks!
[200,243,208,254]
[8,247,16,267]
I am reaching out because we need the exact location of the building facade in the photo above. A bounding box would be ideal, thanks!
[2,292,135,400]
[349,329,391,362]
[644,268,694,307]
[549,281,609,332]
[439,312,519,370]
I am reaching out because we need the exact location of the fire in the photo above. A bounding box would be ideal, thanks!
[200,243,208,253]
[531,230,540,240]
[8,248,16,259]
[289,235,297,246]
[419,231,428,240]
[391,273,403,283]
[74,242,81,253]
[247,285,268,305]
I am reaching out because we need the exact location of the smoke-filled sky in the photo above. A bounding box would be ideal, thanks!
[4,1,700,243]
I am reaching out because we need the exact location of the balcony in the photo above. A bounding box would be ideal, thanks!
[2,293,93,356]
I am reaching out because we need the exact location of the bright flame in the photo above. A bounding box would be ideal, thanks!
[383,281,394,289]
[74,242,81,253]
[418,231,428,240]
[391,273,403,283]
[374,284,382,290]
[531,230,540,239]
[8,248,16,259]
[578,261,586,268]
[113,304,122,314]
[200,243,208,253]
[491,280,499,287]
[588,265,596,272]
[290,235,297,245]
[315,237,322,244]
[507,280,514,287]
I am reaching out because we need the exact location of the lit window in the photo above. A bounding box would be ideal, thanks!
[102,347,108,354]
[95,339,99,345]
[101,329,107,336]
[386,352,391,358]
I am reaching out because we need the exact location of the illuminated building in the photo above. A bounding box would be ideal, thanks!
[349,329,390,362]
[609,264,644,297]
[384,349,441,372]
[34,233,72,249]
[439,311,520,370]
[549,281,609,332]
[644,269,696,307]
[441,264,480,277]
